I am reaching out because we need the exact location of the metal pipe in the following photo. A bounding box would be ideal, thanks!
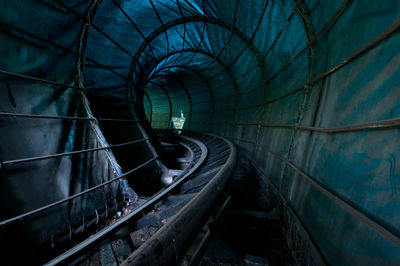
[227,15,400,112]
[0,112,140,123]
[249,163,328,265]
[128,15,268,84]
[261,1,301,63]
[152,74,193,129]
[0,69,84,91]
[110,0,157,59]
[183,0,206,68]
[0,138,149,167]
[194,13,400,115]
[44,136,207,266]
[52,0,135,59]
[0,156,158,228]
[148,64,215,125]
[142,49,238,129]
[0,21,126,81]
[201,0,351,93]
[266,150,400,249]
[263,0,353,85]
[148,81,173,128]
[233,118,400,133]
[0,112,93,120]
[0,68,127,103]
[143,49,228,92]
[144,91,153,124]
[173,0,188,66]
[96,118,140,123]
[149,0,170,54]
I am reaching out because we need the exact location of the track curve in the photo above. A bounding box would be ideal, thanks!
[44,130,236,265]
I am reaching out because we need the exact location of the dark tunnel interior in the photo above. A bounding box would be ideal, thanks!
[1,0,400,265]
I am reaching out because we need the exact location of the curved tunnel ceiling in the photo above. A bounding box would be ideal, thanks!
[1,0,400,264]
[84,0,291,129]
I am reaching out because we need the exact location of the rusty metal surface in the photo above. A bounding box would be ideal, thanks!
[121,133,236,266]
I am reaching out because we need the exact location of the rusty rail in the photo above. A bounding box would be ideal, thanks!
[121,133,236,266]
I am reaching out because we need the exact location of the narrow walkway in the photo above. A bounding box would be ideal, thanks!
[183,157,296,266]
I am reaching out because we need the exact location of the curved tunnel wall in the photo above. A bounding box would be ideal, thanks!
[1,0,400,264]
[0,0,161,258]
[85,1,400,264]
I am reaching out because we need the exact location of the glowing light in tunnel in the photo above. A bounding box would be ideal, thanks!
[172,110,186,129]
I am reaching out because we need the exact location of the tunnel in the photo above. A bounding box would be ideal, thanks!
[1,0,400,265]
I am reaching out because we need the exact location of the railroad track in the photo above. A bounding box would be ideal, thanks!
[39,130,236,265]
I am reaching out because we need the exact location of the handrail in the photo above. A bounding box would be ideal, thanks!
[267,150,400,249]
[0,69,84,91]
[121,133,236,266]
[0,155,158,228]
[44,136,207,266]
[233,117,400,133]
[0,138,149,167]
[0,112,139,123]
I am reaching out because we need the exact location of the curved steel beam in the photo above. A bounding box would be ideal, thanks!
[140,48,238,101]
[146,49,228,83]
[147,50,226,83]
[140,48,239,130]
[172,0,187,66]
[151,64,214,107]
[128,15,268,89]
[111,0,157,59]
[261,1,301,64]
[197,0,351,104]
[153,64,215,131]
[143,48,238,130]
[125,14,270,131]
[0,19,126,82]
[147,80,173,128]
[149,0,170,54]
[143,91,153,124]
[262,0,352,85]
[203,0,270,83]
[76,0,102,86]
[212,0,239,65]
[121,133,237,266]
[184,0,207,68]
[152,74,193,129]
[53,0,134,58]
